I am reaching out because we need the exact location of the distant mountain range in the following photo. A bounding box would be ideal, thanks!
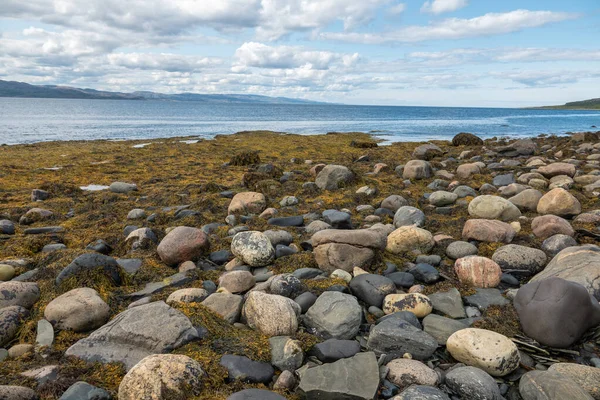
[0,79,326,104]
[532,98,600,110]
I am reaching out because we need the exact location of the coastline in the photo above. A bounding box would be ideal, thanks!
[1,130,600,399]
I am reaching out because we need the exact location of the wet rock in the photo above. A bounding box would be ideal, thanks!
[315,164,355,190]
[409,263,440,284]
[349,274,396,308]
[220,354,274,384]
[464,288,509,311]
[519,370,593,400]
[383,293,432,317]
[0,306,29,347]
[44,287,109,332]
[298,352,380,400]
[269,336,304,371]
[447,328,520,376]
[468,195,521,222]
[118,354,205,400]
[0,220,15,235]
[393,385,450,399]
[445,366,503,400]
[367,317,438,361]
[202,293,243,323]
[514,277,600,347]
[231,231,275,267]
[537,188,582,217]
[428,288,466,318]
[386,358,439,389]
[531,215,574,239]
[0,281,40,309]
[531,245,600,299]
[304,291,362,340]
[59,381,110,400]
[403,160,433,180]
[66,301,199,370]
[387,226,434,255]
[492,244,547,275]
[242,291,300,336]
[463,219,516,243]
[309,338,361,363]
[394,206,425,227]
[157,226,210,267]
[322,209,352,229]
[454,256,502,288]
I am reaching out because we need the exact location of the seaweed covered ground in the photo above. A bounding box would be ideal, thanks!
[1,130,600,399]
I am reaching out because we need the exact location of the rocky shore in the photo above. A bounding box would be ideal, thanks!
[1,130,600,400]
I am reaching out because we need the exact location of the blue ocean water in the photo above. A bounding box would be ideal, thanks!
[1,97,599,145]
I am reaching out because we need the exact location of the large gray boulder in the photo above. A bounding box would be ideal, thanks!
[56,253,123,285]
[242,291,300,337]
[44,288,110,332]
[468,195,521,221]
[231,231,275,267]
[366,317,438,362]
[0,281,40,309]
[530,245,600,300]
[304,292,362,340]
[492,244,547,275]
[65,301,199,370]
[315,165,355,190]
[514,277,600,348]
[445,366,503,400]
[157,226,210,267]
[298,352,380,400]
[519,371,593,400]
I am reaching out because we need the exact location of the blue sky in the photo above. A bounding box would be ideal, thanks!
[1,0,599,106]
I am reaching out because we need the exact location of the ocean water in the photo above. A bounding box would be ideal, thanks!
[1,97,599,145]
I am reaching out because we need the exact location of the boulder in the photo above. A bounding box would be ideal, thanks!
[0,281,40,309]
[392,386,450,400]
[118,354,205,400]
[462,219,515,243]
[309,339,361,363]
[269,336,304,371]
[531,215,574,239]
[227,389,286,400]
[0,306,28,347]
[422,314,467,345]
[492,244,547,275]
[386,358,439,389]
[298,352,380,400]
[446,241,478,260]
[383,293,433,318]
[242,291,300,336]
[109,182,138,193]
[313,243,375,273]
[428,288,466,318]
[157,226,210,267]
[231,231,275,267]
[202,293,243,323]
[453,132,483,146]
[349,274,396,308]
[311,229,386,250]
[386,226,434,255]
[56,253,123,285]
[394,206,426,228]
[403,160,433,180]
[44,288,110,332]
[228,192,267,215]
[429,191,458,206]
[366,317,438,361]
[519,371,593,400]
[538,162,576,178]
[468,195,521,221]
[59,382,110,400]
[0,386,39,400]
[381,195,409,212]
[0,220,15,235]
[530,245,600,299]
[218,271,255,293]
[413,143,443,160]
[548,363,600,400]
[454,256,502,288]
[514,277,600,347]
[19,208,53,225]
[66,301,199,370]
[537,188,581,216]
[166,288,209,304]
[456,163,481,179]
[542,234,578,257]
[220,354,274,383]
[508,189,543,212]
[304,292,362,340]
[445,366,503,400]
[446,328,520,377]
[315,165,355,190]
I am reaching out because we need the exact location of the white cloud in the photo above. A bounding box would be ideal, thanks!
[233,42,359,70]
[107,53,222,72]
[388,3,407,16]
[321,10,579,44]
[491,70,600,87]
[421,0,468,15]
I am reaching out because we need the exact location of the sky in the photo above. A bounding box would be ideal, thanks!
[0,0,599,107]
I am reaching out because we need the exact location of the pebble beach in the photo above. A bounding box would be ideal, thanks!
[1,129,600,400]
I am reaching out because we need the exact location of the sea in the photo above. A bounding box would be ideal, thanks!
[1,97,599,145]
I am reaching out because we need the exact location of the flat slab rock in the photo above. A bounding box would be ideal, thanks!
[65,301,198,370]
[298,352,380,400]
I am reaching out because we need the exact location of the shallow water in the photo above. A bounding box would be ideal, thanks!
[1,97,599,144]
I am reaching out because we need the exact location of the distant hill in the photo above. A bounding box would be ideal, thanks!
[0,79,326,104]
[532,98,600,110]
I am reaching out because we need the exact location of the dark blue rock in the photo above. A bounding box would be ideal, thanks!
[409,263,440,284]
[220,354,274,384]
[59,381,110,400]
[309,339,361,363]
[294,292,318,313]
[322,209,352,229]
[275,244,297,258]
[268,216,304,227]
[210,250,234,265]
[386,272,415,288]
[56,253,122,285]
